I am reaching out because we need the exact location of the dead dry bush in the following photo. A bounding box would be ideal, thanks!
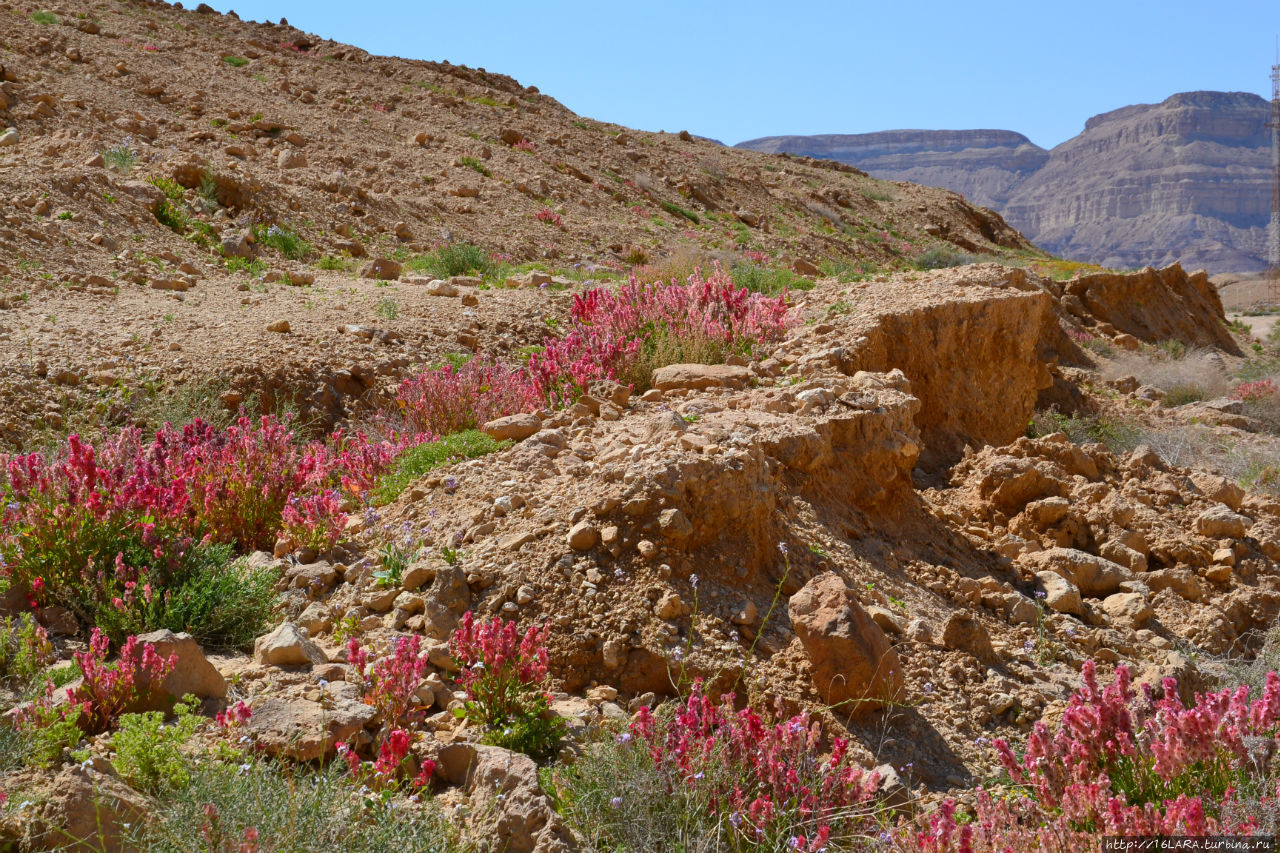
[1103,347,1233,405]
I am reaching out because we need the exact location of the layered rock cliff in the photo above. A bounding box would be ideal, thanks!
[736,92,1274,272]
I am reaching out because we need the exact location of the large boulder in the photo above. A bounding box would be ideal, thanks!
[437,743,576,853]
[245,687,374,761]
[483,413,542,441]
[650,363,751,392]
[131,630,227,708]
[1195,504,1252,539]
[1023,548,1129,597]
[253,622,328,668]
[0,764,149,852]
[787,573,903,712]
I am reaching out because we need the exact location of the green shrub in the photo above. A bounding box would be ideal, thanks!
[225,256,268,277]
[147,176,186,200]
[914,245,975,269]
[32,10,58,24]
[111,699,202,793]
[1029,410,1141,453]
[457,156,491,177]
[0,613,55,695]
[76,544,275,649]
[405,243,489,278]
[318,255,354,271]
[222,56,250,68]
[252,224,312,260]
[155,554,278,649]
[135,757,461,852]
[729,262,814,296]
[1156,338,1188,360]
[154,199,190,235]
[14,703,83,768]
[1162,383,1208,407]
[372,430,508,505]
[659,199,699,224]
[102,143,137,175]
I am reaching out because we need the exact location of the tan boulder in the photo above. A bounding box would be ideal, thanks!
[1023,547,1128,597]
[483,413,542,441]
[788,572,903,712]
[650,363,751,391]
[253,622,328,668]
[131,629,227,706]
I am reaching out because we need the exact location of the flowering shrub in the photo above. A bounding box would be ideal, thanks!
[633,683,880,851]
[449,612,563,757]
[347,634,429,729]
[393,357,542,437]
[556,681,882,852]
[513,138,536,153]
[1233,378,1277,402]
[535,207,563,227]
[390,265,795,420]
[905,660,1280,851]
[279,489,346,552]
[337,728,435,791]
[0,416,408,639]
[16,629,175,739]
[527,262,795,402]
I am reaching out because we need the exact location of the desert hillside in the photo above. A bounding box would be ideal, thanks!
[739,91,1274,273]
[4,3,1280,853]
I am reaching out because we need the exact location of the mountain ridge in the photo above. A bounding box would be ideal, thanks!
[736,91,1273,272]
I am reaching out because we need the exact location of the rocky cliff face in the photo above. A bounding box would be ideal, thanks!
[737,92,1274,272]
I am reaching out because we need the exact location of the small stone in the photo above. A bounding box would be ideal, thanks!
[654,592,687,620]
[567,521,598,551]
[0,128,18,148]
[266,319,291,333]
[657,508,693,540]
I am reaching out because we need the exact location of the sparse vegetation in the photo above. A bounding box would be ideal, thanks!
[253,223,312,260]
[457,155,491,177]
[222,55,250,68]
[102,142,138,175]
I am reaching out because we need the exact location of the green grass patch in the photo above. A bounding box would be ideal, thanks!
[318,255,355,272]
[658,199,699,224]
[134,756,460,852]
[729,263,814,296]
[373,430,510,505]
[32,10,58,24]
[252,224,312,260]
[914,245,978,270]
[404,243,489,278]
[222,56,250,68]
[457,156,491,177]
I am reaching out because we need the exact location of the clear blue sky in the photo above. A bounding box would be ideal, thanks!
[207,0,1280,149]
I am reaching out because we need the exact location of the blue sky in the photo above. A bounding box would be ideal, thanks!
[207,1,1280,149]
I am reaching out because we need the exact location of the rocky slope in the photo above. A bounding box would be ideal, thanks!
[0,0,1030,445]
[737,92,1274,273]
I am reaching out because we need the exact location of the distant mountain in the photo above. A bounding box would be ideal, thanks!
[736,92,1273,272]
